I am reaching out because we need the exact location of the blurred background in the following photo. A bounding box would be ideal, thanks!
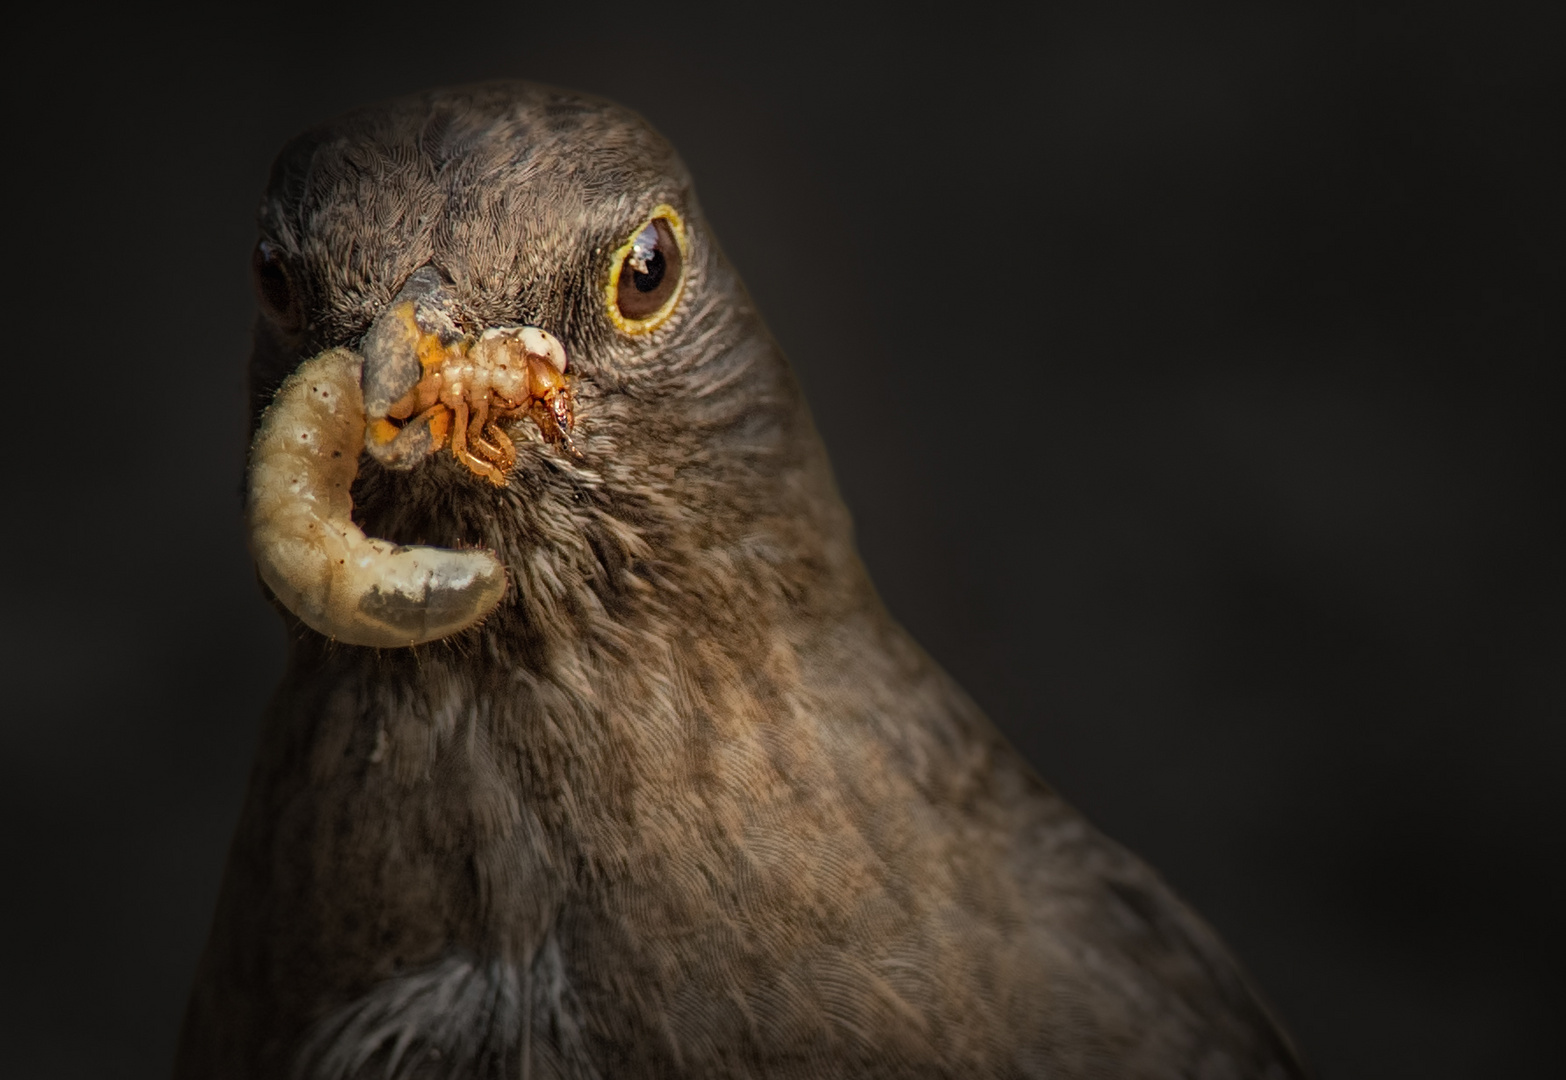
[1,2,1560,1076]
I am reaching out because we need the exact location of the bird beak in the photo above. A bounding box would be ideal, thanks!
[245,346,508,647]
[358,267,466,469]
[358,266,577,486]
[241,267,577,644]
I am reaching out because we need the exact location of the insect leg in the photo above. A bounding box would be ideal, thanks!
[451,397,506,486]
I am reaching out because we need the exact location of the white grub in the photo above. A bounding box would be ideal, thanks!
[246,348,506,647]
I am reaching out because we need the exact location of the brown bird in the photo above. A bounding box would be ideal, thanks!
[177,81,1309,1080]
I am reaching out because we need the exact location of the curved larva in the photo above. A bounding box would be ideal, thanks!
[246,348,506,647]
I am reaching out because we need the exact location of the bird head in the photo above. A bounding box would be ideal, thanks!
[243,82,857,653]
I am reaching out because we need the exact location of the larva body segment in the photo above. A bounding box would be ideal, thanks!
[246,347,506,647]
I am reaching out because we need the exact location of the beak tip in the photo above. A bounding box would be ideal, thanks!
[361,267,465,417]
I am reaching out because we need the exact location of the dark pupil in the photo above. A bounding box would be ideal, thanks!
[630,238,665,293]
[616,217,682,323]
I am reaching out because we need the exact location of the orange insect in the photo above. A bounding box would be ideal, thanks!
[361,270,578,485]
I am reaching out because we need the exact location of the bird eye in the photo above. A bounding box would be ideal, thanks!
[605,206,687,334]
[252,239,302,331]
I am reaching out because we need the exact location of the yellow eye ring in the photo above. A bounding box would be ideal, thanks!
[604,204,689,335]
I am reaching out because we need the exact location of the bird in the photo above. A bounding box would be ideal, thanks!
[176,80,1310,1080]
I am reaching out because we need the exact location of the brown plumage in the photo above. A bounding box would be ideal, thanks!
[177,81,1309,1079]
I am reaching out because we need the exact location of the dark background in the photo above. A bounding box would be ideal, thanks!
[1,2,1560,1076]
